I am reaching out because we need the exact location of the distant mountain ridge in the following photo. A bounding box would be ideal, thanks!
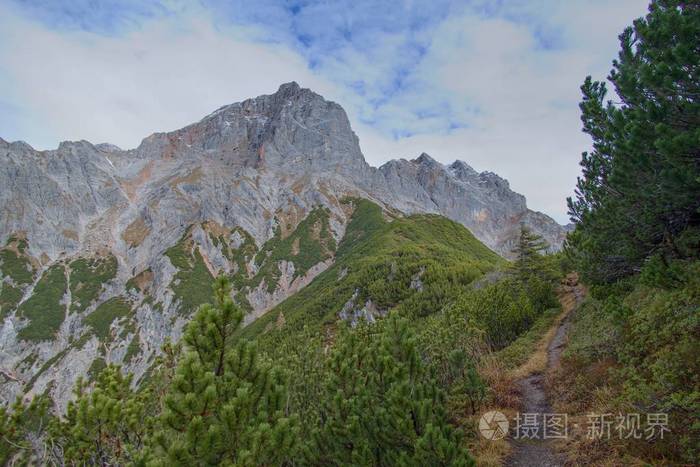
[0,82,567,409]
[0,82,565,258]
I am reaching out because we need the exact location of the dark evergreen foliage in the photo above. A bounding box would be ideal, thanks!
[151,276,299,465]
[49,366,150,465]
[559,2,699,463]
[567,0,700,283]
[308,313,475,466]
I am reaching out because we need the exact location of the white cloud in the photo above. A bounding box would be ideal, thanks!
[0,0,649,223]
[0,5,341,149]
[355,0,649,222]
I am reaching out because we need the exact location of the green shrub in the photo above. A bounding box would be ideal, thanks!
[165,239,214,315]
[616,262,700,462]
[68,255,118,313]
[124,334,141,364]
[17,265,67,342]
[83,297,132,342]
[87,357,107,380]
[0,284,23,319]
[451,279,542,350]
[562,260,699,463]
[0,242,34,286]
[0,237,37,317]
[495,307,561,370]
[308,314,474,465]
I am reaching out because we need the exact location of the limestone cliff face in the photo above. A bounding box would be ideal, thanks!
[0,82,567,409]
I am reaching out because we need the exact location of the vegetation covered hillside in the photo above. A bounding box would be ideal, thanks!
[558,1,699,463]
[0,198,565,464]
[242,197,503,341]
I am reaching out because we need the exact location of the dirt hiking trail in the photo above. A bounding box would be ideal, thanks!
[505,274,585,467]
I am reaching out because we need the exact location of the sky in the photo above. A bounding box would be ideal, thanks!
[0,0,649,223]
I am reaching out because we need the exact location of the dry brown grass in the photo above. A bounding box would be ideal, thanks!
[467,430,512,466]
[464,404,517,465]
[467,355,519,465]
[130,269,154,292]
[201,220,230,238]
[481,355,520,410]
[547,360,659,466]
[550,413,650,467]
[508,318,557,381]
[544,293,656,465]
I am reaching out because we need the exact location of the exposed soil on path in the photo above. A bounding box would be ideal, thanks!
[505,275,585,467]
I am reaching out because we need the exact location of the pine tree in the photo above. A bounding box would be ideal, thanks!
[446,349,486,416]
[308,312,474,466]
[567,0,700,283]
[0,396,50,465]
[511,223,549,280]
[509,224,559,323]
[48,365,149,465]
[149,275,298,465]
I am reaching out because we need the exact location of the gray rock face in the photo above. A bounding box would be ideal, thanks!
[372,154,566,254]
[0,82,567,409]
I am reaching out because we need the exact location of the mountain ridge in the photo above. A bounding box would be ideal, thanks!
[0,82,567,409]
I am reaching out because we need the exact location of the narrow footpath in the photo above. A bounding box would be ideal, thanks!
[505,275,585,467]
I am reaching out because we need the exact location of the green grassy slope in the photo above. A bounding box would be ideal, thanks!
[165,237,214,316]
[234,198,561,431]
[0,236,37,318]
[161,207,337,315]
[17,265,67,342]
[241,198,504,342]
[251,207,336,293]
[68,255,118,313]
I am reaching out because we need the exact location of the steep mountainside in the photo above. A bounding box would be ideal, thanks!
[0,82,566,409]
[236,198,510,424]
[241,198,504,342]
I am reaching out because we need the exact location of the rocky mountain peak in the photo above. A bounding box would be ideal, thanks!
[274,80,303,97]
[478,171,511,190]
[131,81,368,177]
[414,152,440,167]
[447,160,478,180]
[94,143,123,153]
[0,82,569,410]
[56,140,99,154]
[1,139,35,155]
